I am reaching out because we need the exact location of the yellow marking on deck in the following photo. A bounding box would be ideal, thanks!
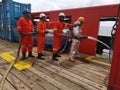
[0,52,33,70]
[85,56,111,67]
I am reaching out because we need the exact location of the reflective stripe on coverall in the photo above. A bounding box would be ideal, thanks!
[17,17,34,52]
[53,20,73,54]
[69,20,82,59]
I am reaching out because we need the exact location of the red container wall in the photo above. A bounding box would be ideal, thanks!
[108,15,120,90]
[32,4,119,55]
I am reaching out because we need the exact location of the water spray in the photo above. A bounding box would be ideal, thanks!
[87,36,112,63]
[87,36,110,49]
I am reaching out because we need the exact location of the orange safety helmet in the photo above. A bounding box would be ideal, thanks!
[78,17,85,22]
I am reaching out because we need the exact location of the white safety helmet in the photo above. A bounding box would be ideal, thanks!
[58,12,65,17]
[39,13,46,18]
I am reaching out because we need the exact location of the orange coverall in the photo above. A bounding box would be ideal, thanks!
[37,21,53,54]
[17,17,34,53]
[53,20,73,54]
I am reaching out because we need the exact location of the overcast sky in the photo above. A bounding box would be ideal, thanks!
[0,0,119,12]
[13,0,119,12]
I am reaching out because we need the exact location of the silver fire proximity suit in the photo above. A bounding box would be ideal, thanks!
[69,20,82,60]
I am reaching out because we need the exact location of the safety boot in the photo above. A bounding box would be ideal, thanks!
[28,52,35,58]
[37,53,45,60]
[56,51,61,57]
[69,58,76,63]
[22,52,26,60]
[41,53,45,56]
[56,53,61,57]
[52,54,58,61]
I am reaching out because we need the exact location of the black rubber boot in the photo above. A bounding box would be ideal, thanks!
[22,52,26,60]
[56,54,61,57]
[52,54,58,61]
[41,53,45,56]
[37,53,45,60]
[56,51,61,57]
[28,52,35,58]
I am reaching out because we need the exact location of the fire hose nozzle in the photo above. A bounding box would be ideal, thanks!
[82,35,88,39]
[77,35,88,39]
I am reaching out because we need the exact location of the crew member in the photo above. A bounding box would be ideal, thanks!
[52,12,74,61]
[69,17,85,62]
[17,9,35,59]
[37,13,53,59]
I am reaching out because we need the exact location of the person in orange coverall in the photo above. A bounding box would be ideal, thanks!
[17,9,35,59]
[52,12,74,61]
[37,13,53,59]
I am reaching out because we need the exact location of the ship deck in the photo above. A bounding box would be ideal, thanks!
[0,39,110,90]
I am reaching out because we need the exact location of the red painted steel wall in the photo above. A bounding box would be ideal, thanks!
[108,15,120,90]
[32,4,119,55]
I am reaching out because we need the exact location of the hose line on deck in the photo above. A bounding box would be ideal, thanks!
[0,37,22,90]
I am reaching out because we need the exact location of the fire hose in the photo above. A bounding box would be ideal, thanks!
[0,32,36,90]
[0,36,22,90]
[59,33,88,53]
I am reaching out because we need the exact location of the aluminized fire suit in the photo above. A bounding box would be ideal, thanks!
[69,20,83,61]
